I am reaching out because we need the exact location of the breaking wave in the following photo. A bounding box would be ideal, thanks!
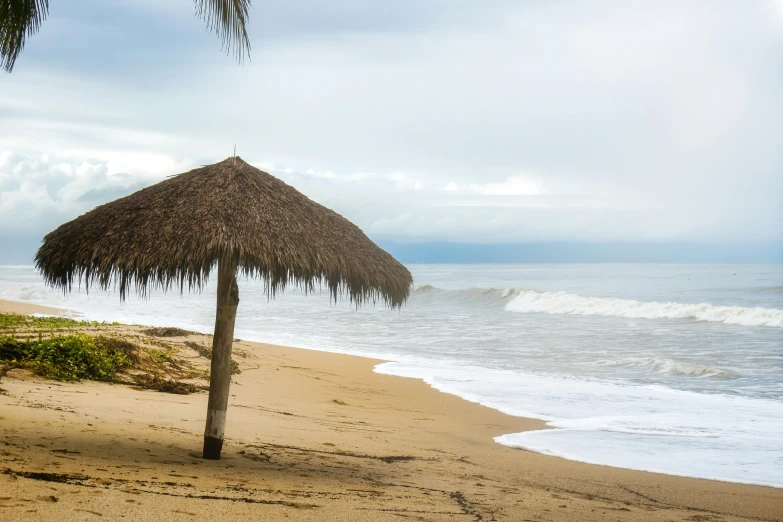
[411,285,783,328]
[0,283,49,302]
[597,357,736,379]
[506,290,783,328]
[412,284,522,303]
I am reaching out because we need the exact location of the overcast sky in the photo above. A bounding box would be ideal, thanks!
[1,0,782,261]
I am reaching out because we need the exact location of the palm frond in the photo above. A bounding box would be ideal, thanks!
[2,0,251,73]
[0,0,49,72]
[194,0,252,63]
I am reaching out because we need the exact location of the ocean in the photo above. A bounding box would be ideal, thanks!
[1,263,781,487]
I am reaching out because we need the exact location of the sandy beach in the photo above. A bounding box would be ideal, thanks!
[0,299,781,521]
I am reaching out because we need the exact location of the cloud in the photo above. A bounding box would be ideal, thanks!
[0,152,179,235]
[444,175,546,196]
[0,0,780,249]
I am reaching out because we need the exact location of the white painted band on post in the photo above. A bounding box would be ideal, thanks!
[205,409,227,439]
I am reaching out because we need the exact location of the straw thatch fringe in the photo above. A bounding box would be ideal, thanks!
[35,157,412,308]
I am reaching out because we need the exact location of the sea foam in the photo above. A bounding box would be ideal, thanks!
[375,361,783,488]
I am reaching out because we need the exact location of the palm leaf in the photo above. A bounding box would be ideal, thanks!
[194,0,252,62]
[1,0,251,73]
[0,0,49,72]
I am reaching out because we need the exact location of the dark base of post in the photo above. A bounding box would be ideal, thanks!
[203,436,224,460]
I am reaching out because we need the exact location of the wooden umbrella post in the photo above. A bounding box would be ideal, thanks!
[203,256,240,460]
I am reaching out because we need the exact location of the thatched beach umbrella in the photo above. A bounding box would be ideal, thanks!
[35,156,412,459]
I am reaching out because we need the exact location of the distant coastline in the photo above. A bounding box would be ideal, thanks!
[2,239,781,266]
[377,241,783,264]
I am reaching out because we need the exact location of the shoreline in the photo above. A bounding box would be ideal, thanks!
[376,362,783,490]
[0,298,80,317]
[1,298,782,520]
[2,297,783,489]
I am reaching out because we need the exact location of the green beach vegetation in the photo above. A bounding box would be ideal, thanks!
[0,312,110,330]
[0,313,239,394]
[0,334,134,382]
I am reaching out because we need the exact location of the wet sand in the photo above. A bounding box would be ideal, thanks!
[1,299,781,521]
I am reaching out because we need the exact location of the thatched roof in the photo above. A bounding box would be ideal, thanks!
[35,157,412,308]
